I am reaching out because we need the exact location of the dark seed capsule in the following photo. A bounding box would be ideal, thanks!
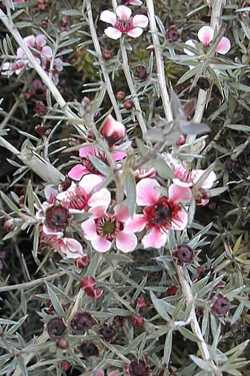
[47,317,66,339]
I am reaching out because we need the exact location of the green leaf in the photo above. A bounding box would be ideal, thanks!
[124,171,136,216]
[45,282,65,317]
[163,330,173,366]
[150,291,173,321]
[89,155,112,176]
[190,355,212,371]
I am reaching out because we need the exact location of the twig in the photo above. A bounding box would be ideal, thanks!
[111,0,147,138]
[192,0,225,123]
[0,270,66,293]
[145,0,173,122]
[176,265,222,375]
[85,0,123,123]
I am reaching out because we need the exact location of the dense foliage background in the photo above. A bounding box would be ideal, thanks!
[0,0,250,375]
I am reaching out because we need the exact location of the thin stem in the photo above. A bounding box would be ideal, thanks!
[192,0,225,123]
[120,39,147,138]
[176,265,222,375]
[0,271,66,293]
[85,0,122,123]
[146,0,173,122]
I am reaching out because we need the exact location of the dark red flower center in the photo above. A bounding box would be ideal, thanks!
[95,215,123,241]
[45,205,69,232]
[115,18,133,33]
[143,196,175,230]
[129,360,149,376]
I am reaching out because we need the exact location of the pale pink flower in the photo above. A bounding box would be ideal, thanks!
[173,164,216,206]
[68,145,126,181]
[125,178,192,249]
[100,114,126,147]
[100,5,148,40]
[56,174,111,213]
[40,232,84,259]
[82,204,137,253]
[185,25,231,55]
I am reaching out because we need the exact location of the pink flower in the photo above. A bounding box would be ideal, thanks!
[68,145,126,181]
[82,204,137,253]
[100,114,126,147]
[185,25,231,55]
[125,179,192,249]
[100,5,148,40]
[173,164,216,206]
[56,174,111,213]
[40,232,84,259]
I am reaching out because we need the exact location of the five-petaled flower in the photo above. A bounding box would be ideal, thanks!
[68,144,126,181]
[125,178,192,249]
[82,204,137,253]
[185,25,231,56]
[100,5,148,40]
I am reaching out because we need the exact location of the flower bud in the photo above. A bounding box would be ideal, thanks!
[99,325,116,342]
[211,294,230,317]
[100,114,126,147]
[123,99,134,110]
[102,48,113,60]
[47,317,66,339]
[131,315,144,328]
[116,90,126,101]
[79,342,99,358]
[70,312,95,334]
[56,338,69,349]
[74,255,90,269]
[127,359,149,376]
[173,245,193,265]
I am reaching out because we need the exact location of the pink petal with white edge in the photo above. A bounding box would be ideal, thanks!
[24,35,36,48]
[127,0,142,4]
[184,40,196,56]
[142,227,167,249]
[104,27,122,40]
[132,15,148,29]
[68,164,88,181]
[216,37,231,55]
[169,184,192,203]
[91,236,112,253]
[172,207,188,230]
[124,214,147,233]
[16,47,26,60]
[173,165,193,187]
[136,178,161,206]
[197,25,214,46]
[100,10,117,26]
[81,218,98,240]
[61,238,84,259]
[127,27,143,39]
[88,188,111,209]
[101,114,126,139]
[116,231,137,252]
[191,170,216,189]
[42,224,63,237]
[116,5,132,21]
[111,150,127,161]
[114,204,129,222]
[79,174,104,194]
[79,145,96,158]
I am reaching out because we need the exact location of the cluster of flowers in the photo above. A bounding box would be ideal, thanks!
[1,34,63,83]
[38,114,216,260]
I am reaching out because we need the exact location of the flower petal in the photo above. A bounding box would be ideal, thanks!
[184,39,196,56]
[41,46,53,59]
[132,15,148,29]
[79,145,96,158]
[44,185,57,203]
[88,188,111,209]
[169,184,192,202]
[35,34,47,49]
[142,227,167,249]
[90,206,107,218]
[116,231,137,252]
[91,236,111,253]
[216,37,231,55]
[61,238,84,259]
[197,25,214,46]
[82,218,98,240]
[127,27,143,38]
[24,35,36,48]
[111,150,127,161]
[79,174,104,194]
[68,164,88,181]
[136,178,161,206]
[116,5,132,21]
[172,207,188,230]
[42,224,63,237]
[104,27,122,40]
[124,214,147,233]
[100,10,117,26]
[191,170,216,189]
[114,204,129,222]
[173,165,193,187]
